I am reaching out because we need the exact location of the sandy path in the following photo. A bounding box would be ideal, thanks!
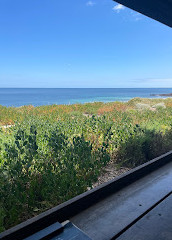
[92,161,130,188]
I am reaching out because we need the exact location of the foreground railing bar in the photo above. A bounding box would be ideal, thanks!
[24,222,63,240]
[111,191,172,239]
[1,151,172,240]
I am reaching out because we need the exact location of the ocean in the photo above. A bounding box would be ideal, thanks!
[0,88,172,107]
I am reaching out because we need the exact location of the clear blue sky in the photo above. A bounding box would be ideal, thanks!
[0,0,172,88]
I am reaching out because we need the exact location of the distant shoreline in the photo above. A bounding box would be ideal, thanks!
[150,93,172,97]
[1,96,172,108]
[1,88,172,107]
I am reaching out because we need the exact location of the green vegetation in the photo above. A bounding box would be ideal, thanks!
[1,98,172,232]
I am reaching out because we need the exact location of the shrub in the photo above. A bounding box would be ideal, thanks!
[116,128,171,168]
[0,121,110,230]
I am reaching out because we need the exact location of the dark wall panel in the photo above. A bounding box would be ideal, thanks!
[113,0,172,28]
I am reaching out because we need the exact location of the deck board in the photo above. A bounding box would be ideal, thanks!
[116,194,172,240]
[71,161,172,240]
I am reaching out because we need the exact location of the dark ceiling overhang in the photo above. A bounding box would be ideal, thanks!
[113,0,172,28]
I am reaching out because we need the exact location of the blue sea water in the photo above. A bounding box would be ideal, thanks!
[0,88,172,107]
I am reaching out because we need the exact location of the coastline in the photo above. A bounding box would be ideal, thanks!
[0,96,172,108]
[1,88,172,107]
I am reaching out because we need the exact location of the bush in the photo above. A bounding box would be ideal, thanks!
[116,128,172,168]
[0,121,110,230]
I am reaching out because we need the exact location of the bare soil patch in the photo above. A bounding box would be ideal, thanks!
[92,161,130,188]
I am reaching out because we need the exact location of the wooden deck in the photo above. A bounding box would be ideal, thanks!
[71,160,172,239]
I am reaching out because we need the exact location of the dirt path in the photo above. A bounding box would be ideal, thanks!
[92,161,130,188]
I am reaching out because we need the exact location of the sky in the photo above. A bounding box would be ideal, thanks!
[0,0,172,88]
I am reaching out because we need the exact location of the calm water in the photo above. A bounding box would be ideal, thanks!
[0,88,172,107]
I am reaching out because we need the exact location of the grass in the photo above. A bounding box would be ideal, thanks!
[1,97,172,232]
